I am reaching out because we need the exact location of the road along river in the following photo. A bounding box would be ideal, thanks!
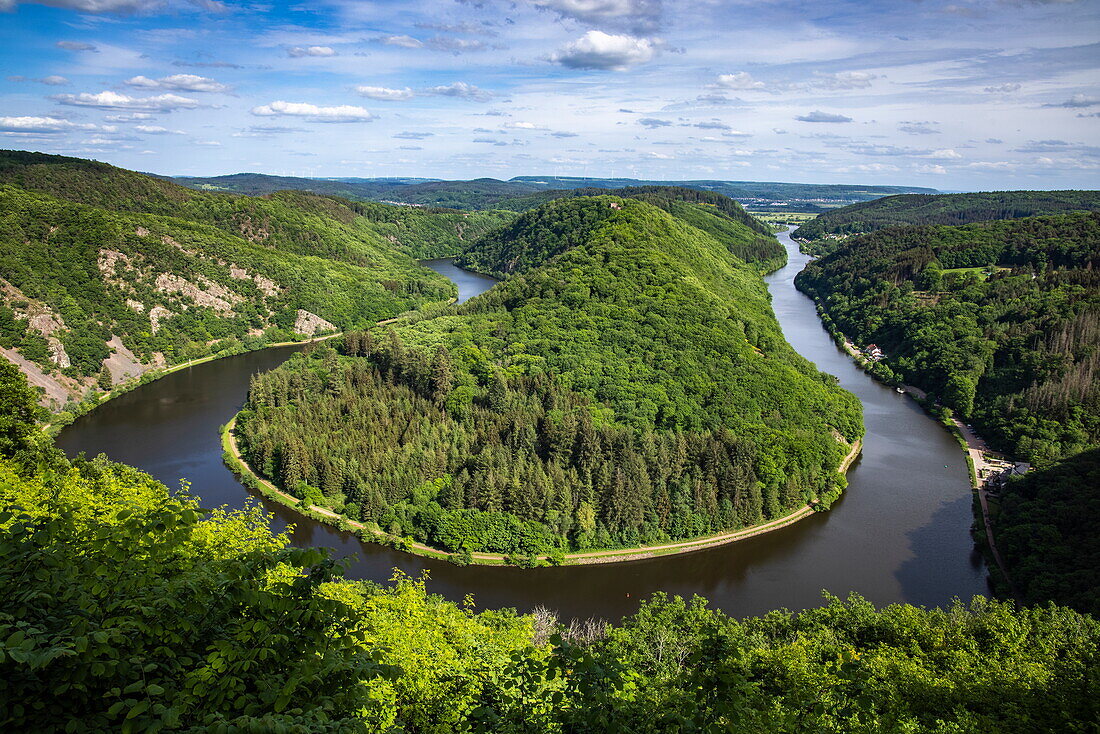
[58,242,988,620]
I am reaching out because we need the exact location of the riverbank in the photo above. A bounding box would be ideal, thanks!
[799,287,1021,600]
[42,331,345,436]
[222,414,863,567]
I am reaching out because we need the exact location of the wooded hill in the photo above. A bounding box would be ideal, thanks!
[793,190,1100,241]
[0,150,507,410]
[235,195,862,557]
[0,361,1095,732]
[795,212,1100,468]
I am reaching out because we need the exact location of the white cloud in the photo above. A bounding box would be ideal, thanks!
[0,115,113,134]
[814,71,877,90]
[638,117,671,128]
[250,100,373,122]
[135,124,183,134]
[552,31,660,71]
[984,82,1021,93]
[7,75,70,85]
[531,0,662,33]
[648,151,673,159]
[10,0,225,13]
[56,41,98,52]
[287,46,336,58]
[715,72,764,90]
[916,164,949,174]
[423,82,493,102]
[899,121,939,135]
[355,85,414,101]
[1047,93,1099,108]
[375,35,423,49]
[506,121,547,130]
[104,112,155,121]
[52,90,205,111]
[795,110,853,123]
[926,148,962,159]
[124,74,228,93]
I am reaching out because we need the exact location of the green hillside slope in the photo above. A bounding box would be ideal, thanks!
[0,151,456,410]
[994,447,1100,615]
[795,212,1100,466]
[235,196,861,556]
[793,190,1100,242]
[459,186,784,275]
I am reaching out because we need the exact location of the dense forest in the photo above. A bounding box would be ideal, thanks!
[457,187,782,278]
[235,196,862,556]
[0,150,514,410]
[0,364,1096,732]
[796,212,1100,467]
[793,189,1100,242]
[797,213,1100,465]
[994,447,1100,616]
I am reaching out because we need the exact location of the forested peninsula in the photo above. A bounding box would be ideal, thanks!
[233,194,863,560]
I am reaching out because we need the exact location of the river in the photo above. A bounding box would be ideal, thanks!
[57,238,989,620]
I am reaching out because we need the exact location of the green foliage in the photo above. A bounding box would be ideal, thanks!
[995,448,1100,616]
[457,187,783,276]
[0,363,1092,731]
[0,150,457,394]
[0,359,42,460]
[794,188,1100,242]
[238,197,861,554]
[796,212,1100,467]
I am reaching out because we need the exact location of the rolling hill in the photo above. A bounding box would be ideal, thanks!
[0,150,483,410]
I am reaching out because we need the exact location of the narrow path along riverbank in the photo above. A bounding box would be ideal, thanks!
[224,414,863,565]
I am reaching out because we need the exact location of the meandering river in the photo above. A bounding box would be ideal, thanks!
[57,234,989,620]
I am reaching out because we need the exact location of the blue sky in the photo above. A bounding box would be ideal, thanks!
[1,0,1097,190]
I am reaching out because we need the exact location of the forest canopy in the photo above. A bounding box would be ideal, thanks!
[796,211,1100,467]
[793,189,1100,241]
[235,196,861,557]
[0,150,513,409]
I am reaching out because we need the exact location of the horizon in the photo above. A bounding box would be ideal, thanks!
[0,0,1097,191]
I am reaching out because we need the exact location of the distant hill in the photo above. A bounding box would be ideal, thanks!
[511,176,938,210]
[793,190,1100,241]
[0,150,481,410]
[167,170,937,212]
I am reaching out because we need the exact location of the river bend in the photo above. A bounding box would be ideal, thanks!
[58,237,988,619]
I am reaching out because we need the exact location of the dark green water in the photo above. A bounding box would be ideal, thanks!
[57,241,988,620]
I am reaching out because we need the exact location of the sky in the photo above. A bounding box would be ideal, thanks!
[0,0,1097,190]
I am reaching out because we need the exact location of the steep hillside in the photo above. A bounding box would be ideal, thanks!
[793,190,1100,242]
[795,212,1100,467]
[458,186,784,276]
[0,151,455,409]
[235,196,861,556]
[994,447,1100,615]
